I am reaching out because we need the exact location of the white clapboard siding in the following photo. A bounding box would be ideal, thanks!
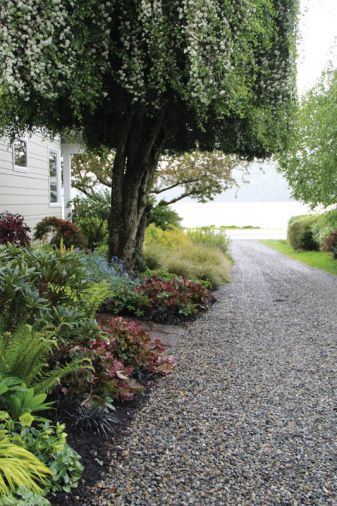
[0,132,63,233]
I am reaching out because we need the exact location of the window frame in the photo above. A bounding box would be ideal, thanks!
[12,137,29,172]
[48,148,62,207]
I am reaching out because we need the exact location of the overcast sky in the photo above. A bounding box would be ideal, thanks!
[298,0,337,94]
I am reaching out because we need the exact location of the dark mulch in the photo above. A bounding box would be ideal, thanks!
[51,310,187,504]
[51,382,156,505]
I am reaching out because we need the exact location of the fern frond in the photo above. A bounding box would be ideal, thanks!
[0,325,55,384]
[33,359,92,394]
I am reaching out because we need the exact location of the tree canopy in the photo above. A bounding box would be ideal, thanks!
[278,69,337,208]
[0,0,299,266]
[1,0,298,153]
[72,150,240,205]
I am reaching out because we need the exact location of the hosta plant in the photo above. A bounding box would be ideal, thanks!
[0,377,53,419]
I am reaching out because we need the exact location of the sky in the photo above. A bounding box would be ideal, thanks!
[298,0,337,95]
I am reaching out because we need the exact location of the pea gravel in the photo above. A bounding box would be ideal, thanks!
[92,240,337,505]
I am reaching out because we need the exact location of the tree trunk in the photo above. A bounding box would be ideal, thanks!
[108,110,166,269]
[133,205,151,271]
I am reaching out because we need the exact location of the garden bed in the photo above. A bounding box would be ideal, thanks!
[0,217,229,503]
[52,313,188,505]
[52,385,154,505]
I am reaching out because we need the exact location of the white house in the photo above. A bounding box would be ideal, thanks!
[0,132,82,233]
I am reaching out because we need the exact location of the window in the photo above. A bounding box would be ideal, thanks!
[13,139,28,170]
[49,149,61,206]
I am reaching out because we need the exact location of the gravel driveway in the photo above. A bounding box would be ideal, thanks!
[94,240,337,505]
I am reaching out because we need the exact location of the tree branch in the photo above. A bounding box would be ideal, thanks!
[160,189,199,206]
[151,177,202,194]
[96,174,112,188]
[72,183,91,196]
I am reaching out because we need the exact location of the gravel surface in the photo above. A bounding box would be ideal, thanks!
[91,241,337,505]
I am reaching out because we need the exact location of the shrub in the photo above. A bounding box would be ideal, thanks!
[311,209,337,247]
[145,224,190,249]
[34,217,87,249]
[0,212,31,247]
[287,215,320,251]
[72,192,110,250]
[0,246,88,328]
[321,231,337,258]
[148,202,182,230]
[186,226,230,255]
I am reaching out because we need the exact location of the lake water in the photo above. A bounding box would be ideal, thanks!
[172,201,312,230]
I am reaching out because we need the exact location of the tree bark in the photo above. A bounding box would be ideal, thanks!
[108,109,166,269]
[133,205,151,271]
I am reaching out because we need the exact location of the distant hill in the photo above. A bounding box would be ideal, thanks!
[215,161,292,203]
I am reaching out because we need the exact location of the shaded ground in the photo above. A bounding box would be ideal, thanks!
[56,241,337,505]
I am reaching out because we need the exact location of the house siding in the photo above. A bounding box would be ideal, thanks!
[0,133,63,233]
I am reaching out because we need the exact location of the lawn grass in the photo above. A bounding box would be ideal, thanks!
[261,240,337,275]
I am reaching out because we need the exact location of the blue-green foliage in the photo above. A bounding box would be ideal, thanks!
[78,251,138,291]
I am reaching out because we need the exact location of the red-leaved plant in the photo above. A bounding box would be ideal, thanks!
[136,275,211,317]
[0,211,31,246]
[65,317,174,403]
[34,216,87,249]
[83,337,142,401]
[101,317,175,375]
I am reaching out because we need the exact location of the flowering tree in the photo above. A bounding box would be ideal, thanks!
[0,0,298,267]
